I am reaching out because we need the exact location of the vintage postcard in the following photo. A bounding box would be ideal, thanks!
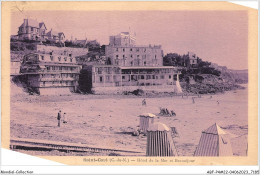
[1,1,258,171]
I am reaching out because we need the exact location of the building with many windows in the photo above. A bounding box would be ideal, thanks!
[20,49,82,95]
[80,32,181,94]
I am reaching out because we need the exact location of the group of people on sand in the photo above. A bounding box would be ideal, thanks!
[57,110,67,127]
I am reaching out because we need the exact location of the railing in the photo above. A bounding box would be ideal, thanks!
[40,77,76,81]
[21,69,80,74]
[10,137,144,156]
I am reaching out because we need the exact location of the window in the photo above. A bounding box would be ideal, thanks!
[130,61,133,66]
[141,75,144,79]
[50,56,53,61]
[122,76,125,80]
[31,28,33,32]
[100,76,103,82]
[64,57,67,61]
[58,57,61,61]
[42,82,45,86]
[106,76,110,81]
[136,48,139,52]
[130,55,133,58]
[130,48,133,51]
[123,55,125,59]
[144,48,146,52]
[116,55,119,59]
[155,55,157,59]
[152,75,155,79]
[169,75,171,79]
[116,48,119,51]
[123,48,125,52]
[144,61,146,66]
[160,75,164,79]
[70,58,73,62]
[41,55,44,60]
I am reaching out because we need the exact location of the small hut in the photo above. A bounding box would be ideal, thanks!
[194,123,233,156]
[146,122,178,156]
[138,113,156,134]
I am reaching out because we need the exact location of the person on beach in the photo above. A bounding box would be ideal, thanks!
[142,99,146,106]
[63,113,67,123]
[57,110,61,127]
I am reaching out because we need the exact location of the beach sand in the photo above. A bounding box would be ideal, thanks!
[10,84,248,156]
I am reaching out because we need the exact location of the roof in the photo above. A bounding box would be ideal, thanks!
[139,113,156,118]
[202,123,227,135]
[147,122,170,132]
[46,30,59,37]
[194,123,233,156]
[39,22,47,30]
[20,19,39,28]
[58,32,65,38]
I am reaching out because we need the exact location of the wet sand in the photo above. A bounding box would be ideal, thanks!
[10,84,248,156]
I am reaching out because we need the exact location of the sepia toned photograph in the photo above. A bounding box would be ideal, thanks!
[1,1,258,168]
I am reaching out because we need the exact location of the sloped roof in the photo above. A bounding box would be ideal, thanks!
[147,122,170,132]
[20,19,39,28]
[202,123,227,135]
[194,123,233,156]
[39,22,47,30]
[58,32,65,38]
[46,29,59,37]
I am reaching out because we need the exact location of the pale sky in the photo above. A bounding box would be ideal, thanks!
[11,11,248,70]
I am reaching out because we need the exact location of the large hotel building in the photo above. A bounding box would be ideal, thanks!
[20,46,87,95]
[81,32,180,94]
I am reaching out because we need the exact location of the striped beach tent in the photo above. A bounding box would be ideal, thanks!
[146,122,178,156]
[138,113,156,134]
[194,123,233,156]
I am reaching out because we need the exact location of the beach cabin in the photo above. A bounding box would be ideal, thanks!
[146,122,178,156]
[138,113,156,134]
[194,123,233,156]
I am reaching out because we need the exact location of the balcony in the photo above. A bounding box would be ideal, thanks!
[21,69,80,74]
[40,77,77,81]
